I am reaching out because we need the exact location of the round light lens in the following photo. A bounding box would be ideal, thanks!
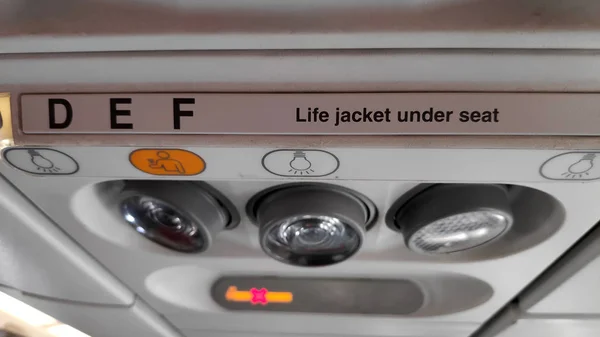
[387,184,514,255]
[121,195,206,252]
[407,210,512,254]
[249,183,377,267]
[263,215,361,266]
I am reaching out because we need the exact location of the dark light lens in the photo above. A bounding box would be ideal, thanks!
[121,196,205,252]
[249,183,376,267]
[263,215,361,267]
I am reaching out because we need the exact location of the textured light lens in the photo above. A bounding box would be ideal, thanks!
[407,210,512,254]
[263,215,361,266]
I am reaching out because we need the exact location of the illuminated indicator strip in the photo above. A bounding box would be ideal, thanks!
[225,286,293,305]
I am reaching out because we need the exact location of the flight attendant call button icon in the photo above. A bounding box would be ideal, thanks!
[129,149,206,176]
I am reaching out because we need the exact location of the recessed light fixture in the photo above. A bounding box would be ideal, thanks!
[387,184,513,254]
[119,181,239,253]
[247,183,377,267]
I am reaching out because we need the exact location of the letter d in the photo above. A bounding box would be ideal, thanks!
[49,98,73,129]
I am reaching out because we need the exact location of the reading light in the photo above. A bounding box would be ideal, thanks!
[119,181,239,253]
[247,183,377,267]
[388,184,513,254]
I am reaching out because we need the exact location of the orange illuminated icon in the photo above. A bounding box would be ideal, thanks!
[129,149,205,176]
[225,286,293,305]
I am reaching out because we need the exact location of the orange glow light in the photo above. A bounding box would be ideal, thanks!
[225,286,293,305]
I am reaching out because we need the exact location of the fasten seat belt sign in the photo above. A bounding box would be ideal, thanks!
[18,92,600,135]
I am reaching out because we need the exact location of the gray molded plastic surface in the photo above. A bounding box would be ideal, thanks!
[3,0,600,52]
[5,52,600,95]
[0,144,595,337]
[0,174,133,305]
[475,221,600,337]
[180,325,481,337]
[0,285,182,337]
[519,222,600,314]
[496,319,600,337]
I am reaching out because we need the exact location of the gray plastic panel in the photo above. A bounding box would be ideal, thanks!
[3,0,600,52]
[0,174,133,305]
[180,322,481,337]
[518,222,600,314]
[496,318,600,337]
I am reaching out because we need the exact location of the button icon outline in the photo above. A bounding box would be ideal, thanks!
[2,147,80,176]
[129,148,206,176]
[262,149,340,178]
[540,151,600,181]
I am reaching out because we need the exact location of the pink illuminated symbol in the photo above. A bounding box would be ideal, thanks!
[250,288,268,305]
[225,286,293,305]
